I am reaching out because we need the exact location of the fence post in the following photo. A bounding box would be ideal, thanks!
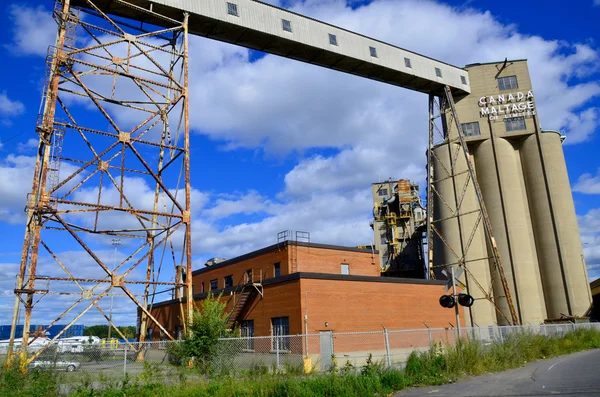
[276,336,280,371]
[123,345,127,377]
[383,328,392,368]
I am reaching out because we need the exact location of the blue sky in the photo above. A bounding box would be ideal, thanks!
[0,0,599,327]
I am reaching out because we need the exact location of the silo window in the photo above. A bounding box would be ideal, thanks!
[227,2,238,17]
[498,75,518,91]
[369,46,377,57]
[329,33,338,46]
[435,67,442,78]
[404,57,412,68]
[461,75,467,85]
[282,19,292,32]
[505,117,526,132]
[461,122,480,137]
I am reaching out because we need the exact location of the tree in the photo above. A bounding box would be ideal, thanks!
[83,325,136,339]
[178,293,231,372]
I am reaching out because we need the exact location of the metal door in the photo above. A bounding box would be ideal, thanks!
[319,331,333,370]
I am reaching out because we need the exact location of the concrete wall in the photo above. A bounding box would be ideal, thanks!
[432,59,592,324]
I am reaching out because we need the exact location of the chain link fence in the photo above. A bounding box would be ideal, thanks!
[1,322,598,380]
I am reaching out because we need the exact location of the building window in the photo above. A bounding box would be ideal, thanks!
[378,188,388,197]
[282,19,292,32]
[369,46,377,58]
[341,263,349,275]
[329,33,337,46]
[435,67,442,78]
[498,75,518,91]
[404,57,412,68]
[227,2,238,17]
[240,320,255,350]
[461,75,467,85]
[201,282,205,293]
[210,279,218,291]
[505,117,526,132]
[246,269,253,284]
[224,275,233,289]
[272,317,290,351]
[274,262,281,277]
[461,122,481,137]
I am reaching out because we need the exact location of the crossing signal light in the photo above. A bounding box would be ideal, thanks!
[439,294,456,308]
[458,293,474,307]
[439,293,474,308]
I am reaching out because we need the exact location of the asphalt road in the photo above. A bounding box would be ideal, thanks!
[395,349,600,396]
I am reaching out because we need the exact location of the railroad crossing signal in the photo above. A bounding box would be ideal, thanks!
[439,266,474,309]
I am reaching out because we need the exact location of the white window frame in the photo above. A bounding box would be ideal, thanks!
[498,75,518,91]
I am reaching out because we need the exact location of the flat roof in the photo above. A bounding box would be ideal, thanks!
[72,0,470,96]
[150,272,445,309]
[464,59,527,68]
[192,241,378,276]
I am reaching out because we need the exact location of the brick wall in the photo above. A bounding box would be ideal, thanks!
[295,245,379,276]
[192,249,289,293]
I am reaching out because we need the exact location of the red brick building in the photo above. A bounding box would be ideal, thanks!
[146,240,462,341]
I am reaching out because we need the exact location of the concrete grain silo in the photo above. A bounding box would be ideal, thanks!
[432,141,497,327]
[474,138,546,325]
[429,59,592,325]
[520,131,592,319]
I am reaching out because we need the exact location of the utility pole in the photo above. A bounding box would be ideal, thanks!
[108,238,121,340]
[450,265,462,338]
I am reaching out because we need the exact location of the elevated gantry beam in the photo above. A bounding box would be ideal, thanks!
[72,0,470,96]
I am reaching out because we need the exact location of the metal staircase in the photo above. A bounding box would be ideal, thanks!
[226,269,263,327]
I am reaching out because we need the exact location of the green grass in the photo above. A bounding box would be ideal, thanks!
[2,328,600,397]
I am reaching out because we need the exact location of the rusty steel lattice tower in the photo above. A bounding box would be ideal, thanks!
[427,88,519,327]
[8,0,192,361]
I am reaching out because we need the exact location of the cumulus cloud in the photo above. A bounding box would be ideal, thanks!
[16,138,38,153]
[0,92,25,117]
[6,4,56,56]
[0,154,84,224]
[578,208,600,280]
[573,169,600,194]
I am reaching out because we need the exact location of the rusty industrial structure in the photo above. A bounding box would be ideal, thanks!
[10,0,567,364]
[8,0,193,362]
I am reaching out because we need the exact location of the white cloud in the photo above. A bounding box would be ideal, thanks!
[578,208,600,280]
[0,154,83,224]
[0,92,25,117]
[573,169,600,194]
[17,138,38,153]
[6,4,56,56]
[203,191,272,220]
[594,0,600,7]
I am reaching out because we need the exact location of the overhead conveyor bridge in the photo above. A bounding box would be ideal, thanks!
[72,0,471,96]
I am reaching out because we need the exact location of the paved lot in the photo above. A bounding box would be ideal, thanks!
[396,349,600,396]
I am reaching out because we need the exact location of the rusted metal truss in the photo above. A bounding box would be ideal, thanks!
[426,88,519,326]
[8,0,193,363]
